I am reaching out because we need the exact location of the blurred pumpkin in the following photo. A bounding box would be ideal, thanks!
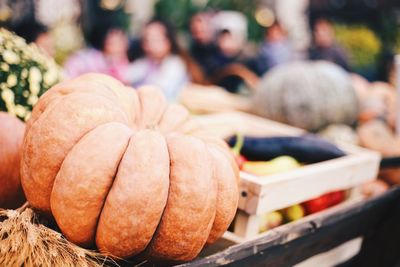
[351,73,370,102]
[0,112,25,208]
[253,61,359,131]
[358,120,400,157]
[355,80,396,128]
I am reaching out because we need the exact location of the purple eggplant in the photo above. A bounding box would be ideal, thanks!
[227,135,345,164]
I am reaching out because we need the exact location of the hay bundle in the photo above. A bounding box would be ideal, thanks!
[0,205,115,267]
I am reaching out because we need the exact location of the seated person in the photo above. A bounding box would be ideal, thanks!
[208,29,255,93]
[64,24,129,81]
[250,22,294,76]
[123,18,198,101]
[309,18,350,71]
[189,11,219,77]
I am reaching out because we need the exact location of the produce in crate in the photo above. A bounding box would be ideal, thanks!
[231,133,247,169]
[302,190,346,215]
[228,135,346,163]
[21,74,239,261]
[283,204,305,222]
[252,61,359,131]
[259,211,283,232]
[0,112,25,208]
[242,156,300,176]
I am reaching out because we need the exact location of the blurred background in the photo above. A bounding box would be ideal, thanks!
[1,0,400,82]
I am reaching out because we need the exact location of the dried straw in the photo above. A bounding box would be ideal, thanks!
[0,204,116,267]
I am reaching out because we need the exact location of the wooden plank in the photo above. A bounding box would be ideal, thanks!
[342,187,400,267]
[232,211,261,239]
[194,111,305,139]
[232,189,367,241]
[395,54,400,136]
[295,237,363,267]
[179,187,400,267]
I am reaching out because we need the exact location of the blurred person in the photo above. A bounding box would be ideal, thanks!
[63,24,129,80]
[13,19,55,57]
[123,18,203,101]
[127,37,142,62]
[203,11,258,93]
[189,11,218,77]
[309,19,350,71]
[207,28,255,93]
[250,22,294,76]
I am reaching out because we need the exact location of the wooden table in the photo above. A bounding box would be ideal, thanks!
[180,186,400,267]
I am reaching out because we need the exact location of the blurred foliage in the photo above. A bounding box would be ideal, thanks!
[52,21,85,65]
[81,0,131,46]
[395,33,400,54]
[0,28,61,121]
[154,0,265,42]
[334,24,382,69]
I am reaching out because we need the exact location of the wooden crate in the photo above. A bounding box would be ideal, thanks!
[193,112,381,239]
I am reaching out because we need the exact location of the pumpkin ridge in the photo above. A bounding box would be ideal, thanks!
[147,134,217,261]
[96,129,170,258]
[87,78,139,127]
[21,92,129,212]
[50,122,133,246]
[25,93,66,137]
[26,90,128,145]
[204,143,239,245]
[137,86,168,129]
[192,134,239,244]
[26,78,124,134]
[193,138,218,252]
[140,132,173,258]
[91,130,135,246]
[157,104,190,133]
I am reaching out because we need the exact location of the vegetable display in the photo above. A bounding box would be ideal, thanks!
[0,112,25,208]
[228,135,346,163]
[20,73,239,261]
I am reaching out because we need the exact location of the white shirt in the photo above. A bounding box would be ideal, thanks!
[123,55,188,101]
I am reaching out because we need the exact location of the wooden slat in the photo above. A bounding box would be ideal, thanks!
[239,151,380,215]
[179,187,400,267]
[194,111,305,139]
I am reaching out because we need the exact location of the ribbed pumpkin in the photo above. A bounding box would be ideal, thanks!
[0,112,25,209]
[252,61,359,131]
[21,73,239,261]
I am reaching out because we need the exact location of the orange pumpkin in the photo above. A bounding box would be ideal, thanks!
[21,73,239,261]
[0,112,25,209]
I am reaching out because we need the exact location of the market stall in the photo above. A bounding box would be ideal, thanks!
[1,10,400,266]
